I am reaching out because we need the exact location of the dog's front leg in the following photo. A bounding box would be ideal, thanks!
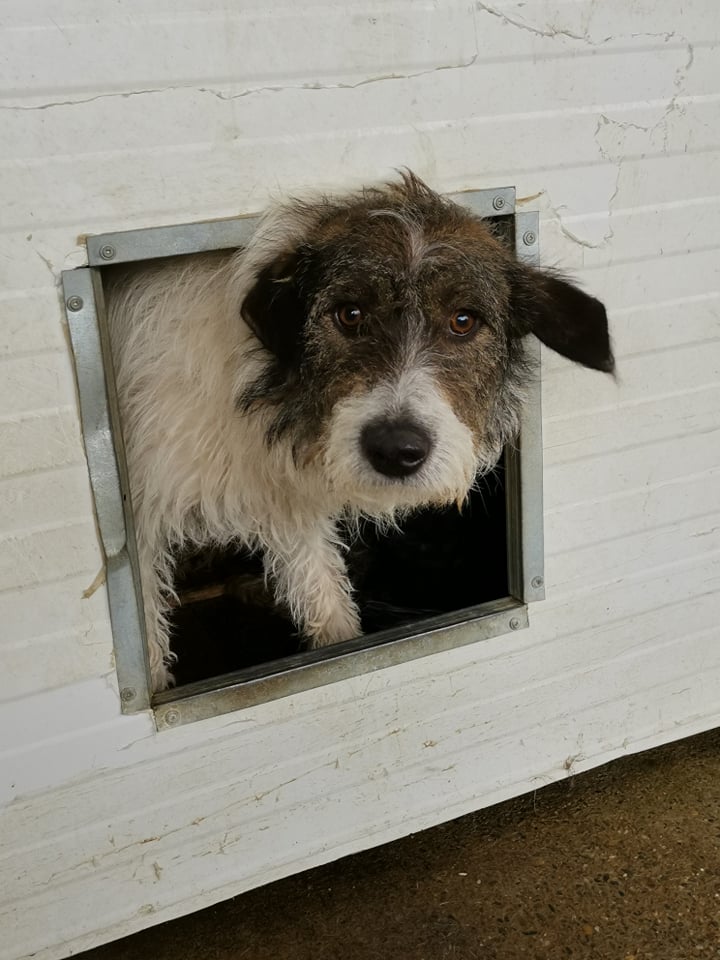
[261,519,362,649]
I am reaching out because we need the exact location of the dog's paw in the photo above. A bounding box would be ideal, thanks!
[307,607,362,649]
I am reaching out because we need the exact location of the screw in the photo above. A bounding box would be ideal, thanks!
[531,576,544,589]
[66,295,83,312]
[99,244,116,261]
[522,230,537,246]
[120,687,136,703]
[492,195,505,211]
[509,617,521,630]
[163,708,181,726]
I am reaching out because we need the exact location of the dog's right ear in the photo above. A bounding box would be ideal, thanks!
[241,252,307,370]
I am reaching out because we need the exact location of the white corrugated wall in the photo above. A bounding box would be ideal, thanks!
[1,2,718,957]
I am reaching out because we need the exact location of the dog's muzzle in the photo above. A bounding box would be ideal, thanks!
[360,417,434,478]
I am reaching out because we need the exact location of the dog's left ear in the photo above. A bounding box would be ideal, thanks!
[510,266,615,374]
[241,252,307,371]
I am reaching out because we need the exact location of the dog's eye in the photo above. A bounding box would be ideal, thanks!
[334,304,364,331]
[449,310,478,337]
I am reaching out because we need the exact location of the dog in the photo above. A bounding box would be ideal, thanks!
[106,172,614,691]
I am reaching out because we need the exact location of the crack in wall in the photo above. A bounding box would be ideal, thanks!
[0,55,479,112]
[561,30,694,255]
[533,164,623,254]
[565,164,621,250]
[2,22,693,113]
[547,197,616,252]
[476,0,606,43]
[3,9,696,263]
[476,0,696,174]
[200,54,479,101]
[593,37,695,191]
[475,1,684,49]
[0,87,172,112]
[595,81,692,161]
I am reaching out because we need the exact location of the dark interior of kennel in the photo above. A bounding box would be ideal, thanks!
[169,464,508,687]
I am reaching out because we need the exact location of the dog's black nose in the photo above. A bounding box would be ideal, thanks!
[361,419,433,478]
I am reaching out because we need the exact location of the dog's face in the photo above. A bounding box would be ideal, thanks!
[239,174,613,513]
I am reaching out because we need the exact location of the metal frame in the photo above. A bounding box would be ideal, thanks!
[62,185,545,727]
[63,269,152,712]
[507,210,545,604]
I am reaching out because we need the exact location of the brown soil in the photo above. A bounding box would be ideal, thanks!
[78,728,720,960]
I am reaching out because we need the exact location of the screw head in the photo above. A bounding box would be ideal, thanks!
[492,195,506,211]
[163,708,181,726]
[66,295,84,312]
[531,576,544,589]
[120,687,136,703]
[509,617,521,630]
[99,244,116,261]
[522,230,537,246]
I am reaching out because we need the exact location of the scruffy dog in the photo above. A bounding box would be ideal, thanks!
[107,173,613,691]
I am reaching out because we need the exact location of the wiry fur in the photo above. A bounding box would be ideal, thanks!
[106,172,613,691]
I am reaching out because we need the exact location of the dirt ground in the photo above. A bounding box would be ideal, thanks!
[78,728,720,960]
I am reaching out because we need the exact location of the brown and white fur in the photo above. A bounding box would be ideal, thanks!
[106,173,614,691]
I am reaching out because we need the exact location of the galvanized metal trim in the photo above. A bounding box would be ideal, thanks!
[449,185,516,218]
[84,188,516,266]
[154,599,528,729]
[506,210,546,604]
[86,216,260,266]
[64,184,541,725]
[62,268,151,712]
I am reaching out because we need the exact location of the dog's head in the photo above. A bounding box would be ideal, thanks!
[237,173,613,513]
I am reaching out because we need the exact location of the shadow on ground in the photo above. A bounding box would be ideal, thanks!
[78,729,720,960]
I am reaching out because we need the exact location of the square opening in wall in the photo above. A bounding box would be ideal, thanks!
[63,185,545,726]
